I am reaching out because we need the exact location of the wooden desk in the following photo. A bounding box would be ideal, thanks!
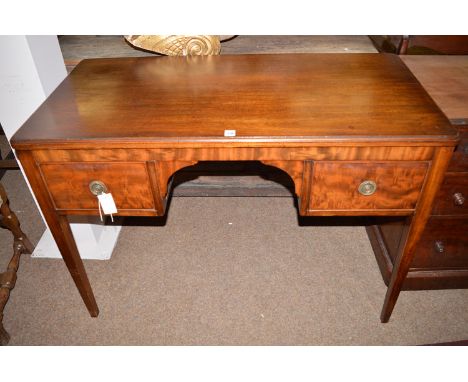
[10,54,459,322]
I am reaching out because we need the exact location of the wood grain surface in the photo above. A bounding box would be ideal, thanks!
[11,54,456,149]
[31,146,436,162]
[29,145,437,217]
[306,161,428,212]
[40,162,156,212]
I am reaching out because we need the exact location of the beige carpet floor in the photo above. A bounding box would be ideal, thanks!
[1,169,468,345]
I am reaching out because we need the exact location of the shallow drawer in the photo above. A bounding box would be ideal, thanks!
[40,162,156,212]
[410,217,468,270]
[432,172,468,216]
[307,161,428,213]
[447,131,468,172]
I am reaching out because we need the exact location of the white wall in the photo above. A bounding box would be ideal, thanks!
[0,35,120,260]
[0,35,65,140]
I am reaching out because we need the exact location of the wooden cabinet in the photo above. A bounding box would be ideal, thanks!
[367,56,468,290]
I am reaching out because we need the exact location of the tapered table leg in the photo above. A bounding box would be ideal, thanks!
[15,151,99,317]
[55,215,99,317]
[380,147,454,322]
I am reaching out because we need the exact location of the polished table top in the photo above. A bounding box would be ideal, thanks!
[12,53,456,149]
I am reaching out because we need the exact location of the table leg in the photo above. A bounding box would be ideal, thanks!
[55,214,99,317]
[380,147,454,322]
[15,151,99,317]
[38,209,99,317]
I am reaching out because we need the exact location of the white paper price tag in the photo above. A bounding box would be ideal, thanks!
[97,192,117,221]
[224,130,236,137]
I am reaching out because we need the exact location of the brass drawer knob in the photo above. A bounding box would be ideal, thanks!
[358,180,377,196]
[453,192,465,206]
[89,180,108,196]
[434,240,445,253]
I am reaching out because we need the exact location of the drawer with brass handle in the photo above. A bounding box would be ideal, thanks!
[305,161,428,215]
[409,217,468,270]
[432,172,468,216]
[39,162,159,215]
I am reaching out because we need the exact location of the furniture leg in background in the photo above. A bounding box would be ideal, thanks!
[0,182,34,345]
[369,35,468,55]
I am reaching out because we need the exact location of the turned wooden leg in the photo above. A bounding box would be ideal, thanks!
[0,183,34,254]
[0,240,24,345]
[380,147,454,322]
[0,323,8,345]
[15,151,99,317]
[0,182,35,345]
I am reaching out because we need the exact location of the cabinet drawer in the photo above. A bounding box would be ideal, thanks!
[410,217,468,270]
[40,162,156,212]
[432,172,468,215]
[306,161,428,214]
[447,130,468,172]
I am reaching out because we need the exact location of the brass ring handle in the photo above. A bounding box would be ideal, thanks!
[358,180,377,196]
[453,192,465,206]
[89,180,108,196]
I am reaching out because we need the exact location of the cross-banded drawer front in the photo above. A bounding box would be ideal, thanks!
[306,161,428,215]
[40,162,156,213]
